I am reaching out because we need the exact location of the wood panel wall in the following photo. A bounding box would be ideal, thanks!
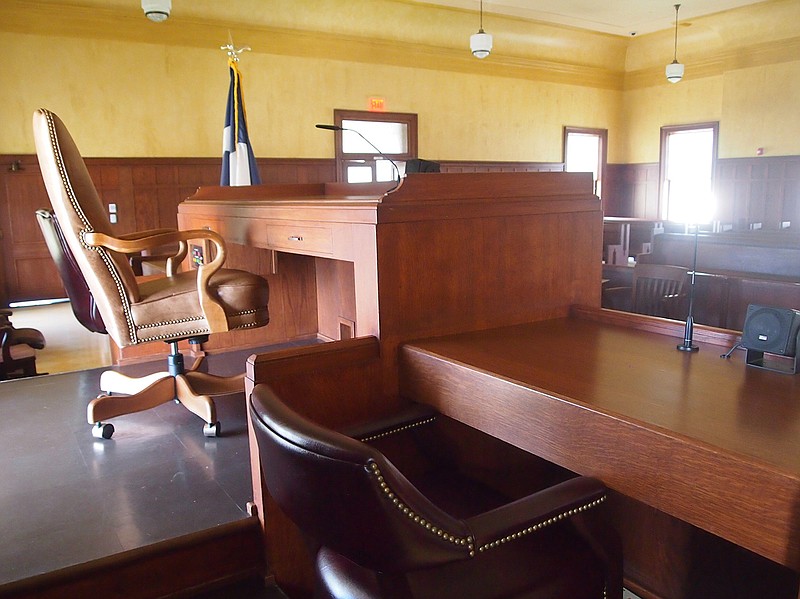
[0,156,335,305]
[604,155,800,229]
[439,160,564,173]
[0,155,564,305]
[8,151,795,305]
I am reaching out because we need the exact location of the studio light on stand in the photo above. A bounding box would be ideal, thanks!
[470,0,492,59]
[666,4,684,83]
[677,222,700,352]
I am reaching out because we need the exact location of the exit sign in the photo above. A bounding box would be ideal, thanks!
[368,97,386,112]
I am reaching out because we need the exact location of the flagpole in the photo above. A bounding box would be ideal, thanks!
[219,36,260,187]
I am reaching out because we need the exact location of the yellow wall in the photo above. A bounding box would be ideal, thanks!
[0,30,620,161]
[0,0,797,164]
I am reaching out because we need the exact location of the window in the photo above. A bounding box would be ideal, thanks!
[563,127,607,198]
[333,110,418,184]
[659,123,718,223]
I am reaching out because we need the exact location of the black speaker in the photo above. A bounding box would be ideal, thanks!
[741,304,800,356]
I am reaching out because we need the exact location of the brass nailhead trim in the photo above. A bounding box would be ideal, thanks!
[137,316,205,330]
[359,416,436,443]
[368,461,475,557]
[137,328,210,343]
[135,310,265,342]
[476,495,607,553]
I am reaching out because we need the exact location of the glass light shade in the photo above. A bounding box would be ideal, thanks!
[470,30,492,59]
[666,60,684,83]
[142,0,171,22]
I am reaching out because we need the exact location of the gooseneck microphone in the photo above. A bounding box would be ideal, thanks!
[315,124,401,191]
[677,224,700,353]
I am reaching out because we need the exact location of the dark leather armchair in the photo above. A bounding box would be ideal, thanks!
[249,384,622,599]
[0,309,46,381]
[33,108,270,439]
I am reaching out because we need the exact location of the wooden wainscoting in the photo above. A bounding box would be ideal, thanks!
[439,159,564,173]
[604,155,800,229]
[0,156,335,305]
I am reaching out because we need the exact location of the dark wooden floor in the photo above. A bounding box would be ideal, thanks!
[0,343,307,594]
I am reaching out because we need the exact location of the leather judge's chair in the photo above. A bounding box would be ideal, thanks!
[249,385,622,599]
[33,108,270,439]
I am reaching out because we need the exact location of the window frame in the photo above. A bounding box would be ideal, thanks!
[658,121,719,222]
[333,109,418,183]
[563,126,607,199]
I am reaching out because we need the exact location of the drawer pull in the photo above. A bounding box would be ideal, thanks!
[287,235,304,242]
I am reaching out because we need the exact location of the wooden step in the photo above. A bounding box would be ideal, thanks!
[0,516,264,599]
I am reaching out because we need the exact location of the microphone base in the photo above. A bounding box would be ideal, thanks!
[676,316,699,353]
[676,343,699,352]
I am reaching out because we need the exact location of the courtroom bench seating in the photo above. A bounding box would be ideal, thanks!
[603,230,800,330]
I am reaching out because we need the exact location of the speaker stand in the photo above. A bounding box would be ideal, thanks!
[745,332,800,375]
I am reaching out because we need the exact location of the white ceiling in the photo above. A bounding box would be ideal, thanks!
[419,0,773,36]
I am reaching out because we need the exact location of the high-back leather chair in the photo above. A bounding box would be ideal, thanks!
[249,384,622,599]
[33,108,270,439]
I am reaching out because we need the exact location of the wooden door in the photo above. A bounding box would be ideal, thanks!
[0,156,65,305]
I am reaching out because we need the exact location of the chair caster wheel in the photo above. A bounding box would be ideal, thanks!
[92,422,114,439]
[203,422,220,437]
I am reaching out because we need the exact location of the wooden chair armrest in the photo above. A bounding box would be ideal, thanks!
[116,228,178,240]
[465,476,607,551]
[128,248,189,277]
[84,229,229,330]
[83,228,213,255]
[118,229,188,276]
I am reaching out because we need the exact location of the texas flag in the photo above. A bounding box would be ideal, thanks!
[221,58,261,186]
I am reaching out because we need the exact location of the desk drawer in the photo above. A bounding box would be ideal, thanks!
[267,224,333,255]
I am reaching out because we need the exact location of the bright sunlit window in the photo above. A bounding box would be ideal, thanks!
[660,123,718,224]
[564,127,607,198]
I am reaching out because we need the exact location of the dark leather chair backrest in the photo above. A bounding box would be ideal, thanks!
[35,208,107,334]
[249,385,474,573]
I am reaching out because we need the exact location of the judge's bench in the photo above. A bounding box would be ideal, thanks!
[179,172,800,599]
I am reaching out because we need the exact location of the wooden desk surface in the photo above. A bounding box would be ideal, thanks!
[400,311,800,571]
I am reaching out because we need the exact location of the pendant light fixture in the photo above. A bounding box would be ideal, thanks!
[142,0,171,22]
[470,0,493,59]
[666,4,684,83]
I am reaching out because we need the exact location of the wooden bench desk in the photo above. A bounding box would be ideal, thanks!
[400,307,800,597]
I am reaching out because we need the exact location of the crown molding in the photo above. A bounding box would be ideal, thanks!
[624,35,800,90]
[0,1,624,90]
[3,2,793,92]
